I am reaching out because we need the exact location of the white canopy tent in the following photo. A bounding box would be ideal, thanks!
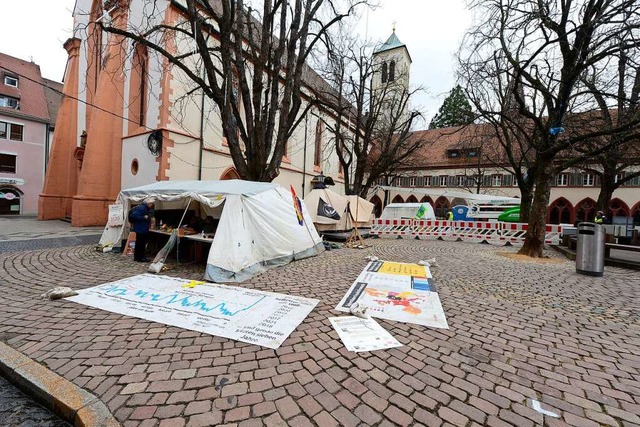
[303,188,374,231]
[380,203,436,220]
[99,180,324,282]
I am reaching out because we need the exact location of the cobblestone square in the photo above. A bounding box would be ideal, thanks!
[1,236,639,426]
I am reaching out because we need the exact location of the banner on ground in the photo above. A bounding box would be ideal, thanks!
[66,274,319,349]
[335,261,448,329]
[329,316,403,352]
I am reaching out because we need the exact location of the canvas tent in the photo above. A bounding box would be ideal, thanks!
[303,188,374,231]
[380,203,436,220]
[99,180,324,282]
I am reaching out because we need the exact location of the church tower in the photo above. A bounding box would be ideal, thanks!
[372,29,412,124]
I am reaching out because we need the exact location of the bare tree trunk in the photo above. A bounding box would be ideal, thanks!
[518,161,553,257]
[596,177,616,213]
[518,186,533,223]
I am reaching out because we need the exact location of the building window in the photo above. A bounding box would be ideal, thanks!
[0,96,19,109]
[4,76,18,87]
[131,158,139,176]
[0,122,6,139]
[512,174,519,186]
[381,62,388,84]
[424,176,432,187]
[439,175,448,187]
[447,149,461,158]
[492,175,502,186]
[127,44,149,132]
[314,121,323,167]
[0,153,16,173]
[556,174,568,186]
[466,149,478,157]
[615,172,625,184]
[409,177,416,187]
[389,60,395,82]
[9,124,23,141]
[457,175,465,187]
[582,174,594,186]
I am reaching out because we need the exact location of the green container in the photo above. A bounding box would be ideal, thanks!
[498,207,520,222]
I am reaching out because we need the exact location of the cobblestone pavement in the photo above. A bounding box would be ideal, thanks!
[0,216,102,242]
[0,375,71,426]
[1,239,639,427]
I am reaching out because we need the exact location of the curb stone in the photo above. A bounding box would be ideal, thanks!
[0,342,120,426]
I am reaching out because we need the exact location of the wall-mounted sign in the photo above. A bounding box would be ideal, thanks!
[0,177,25,185]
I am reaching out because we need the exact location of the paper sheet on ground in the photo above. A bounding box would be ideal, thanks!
[329,316,403,352]
[66,274,319,349]
[335,260,448,329]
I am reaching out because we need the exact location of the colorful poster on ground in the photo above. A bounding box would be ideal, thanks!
[329,316,403,352]
[66,274,319,349]
[335,261,448,329]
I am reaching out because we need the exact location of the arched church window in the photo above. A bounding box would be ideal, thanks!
[128,43,148,131]
[389,60,396,81]
[381,62,388,83]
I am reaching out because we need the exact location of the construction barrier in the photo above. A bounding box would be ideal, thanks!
[456,221,501,244]
[370,218,563,247]
[370,219,413,237]
[545,224,563,245]
[491,222,529,246]
[413,220,455,240]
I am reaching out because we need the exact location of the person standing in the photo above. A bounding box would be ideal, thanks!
[594,210,606,224]
[129,198,155,262]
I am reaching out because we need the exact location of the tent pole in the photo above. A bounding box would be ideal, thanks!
[176,198,193,265]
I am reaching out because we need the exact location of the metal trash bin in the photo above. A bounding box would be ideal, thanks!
[576,222,605,276]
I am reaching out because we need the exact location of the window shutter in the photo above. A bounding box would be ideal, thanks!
[595,175,601,186]
[503,174,512,186]
[417,176,424,187]
[483,175,492,186]
[448,176,456,186]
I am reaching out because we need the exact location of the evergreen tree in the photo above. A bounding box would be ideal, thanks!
[429,85,475,129]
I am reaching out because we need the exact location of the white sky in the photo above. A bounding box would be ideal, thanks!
[0,0,471,121]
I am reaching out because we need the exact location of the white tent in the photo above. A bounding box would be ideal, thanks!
[99,180,324,282]
[303,188,374,231]
[380,203,436,220]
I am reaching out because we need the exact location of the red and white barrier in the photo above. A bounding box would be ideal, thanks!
[545,224,563,245]
[492,222,528,246]
[370,219,413,237]
[456,221,501,244]
[370,218,563,246]
[413,220,455,240]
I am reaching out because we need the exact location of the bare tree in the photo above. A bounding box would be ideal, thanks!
[318,35,427,197]
[459,0,640,257]
[100,0,368,181]
[575,44,640,212]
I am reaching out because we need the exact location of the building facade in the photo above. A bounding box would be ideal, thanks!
[368,125,640,224]
[0,53,61,215]
[40,0,348,226]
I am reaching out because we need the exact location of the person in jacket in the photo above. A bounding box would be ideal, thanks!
[130,198,155,262]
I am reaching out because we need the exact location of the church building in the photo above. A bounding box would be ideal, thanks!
[40,0,347,226]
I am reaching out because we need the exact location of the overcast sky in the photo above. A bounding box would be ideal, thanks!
[0,0,471,121]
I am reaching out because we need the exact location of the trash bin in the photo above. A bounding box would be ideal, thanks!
[575,222,605,276]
